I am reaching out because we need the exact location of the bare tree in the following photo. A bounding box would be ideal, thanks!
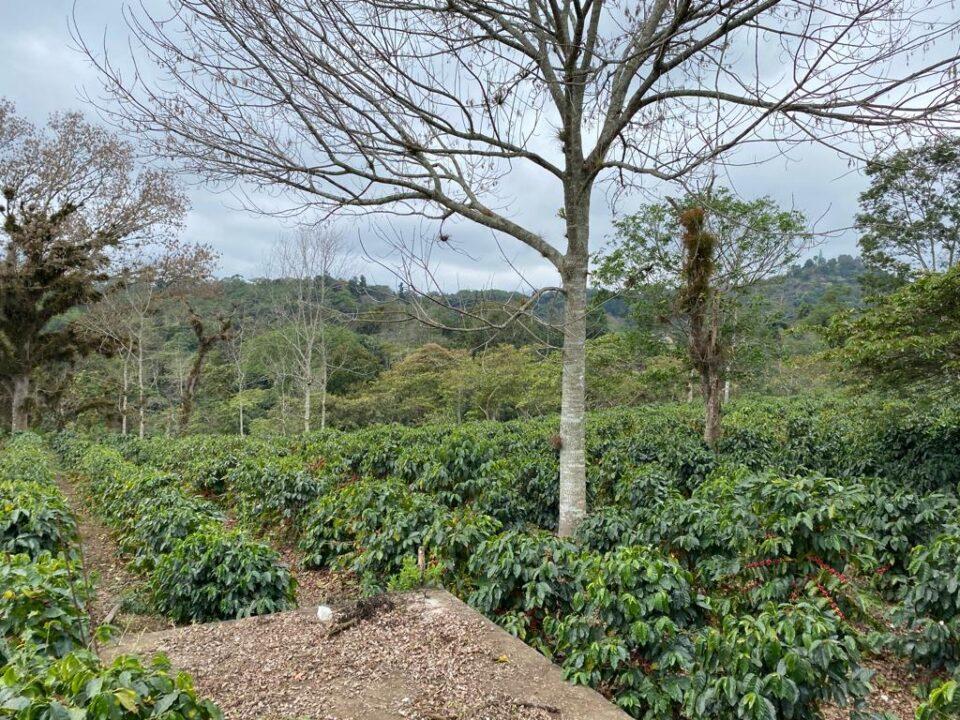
[226,317,250,435]
[80,0,960,534]
[80,263,161,438]
[271,226,350,433]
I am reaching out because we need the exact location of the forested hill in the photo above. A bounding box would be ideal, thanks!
[210,253,866,330]
[757,254,867,326]
[46,252,867,435]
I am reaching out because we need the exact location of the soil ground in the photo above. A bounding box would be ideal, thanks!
[104,590,632,720]
[819,655,923,720]
[57,477,170,636]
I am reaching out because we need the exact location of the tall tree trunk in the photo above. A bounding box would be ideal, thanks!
[303,374,312,434]
[239,404,244,435]
[11,374,30,432]
[557,254,588,537]
[703,372,723,447]
[137,344,146,439]
[319,350,328,432]
[120,354,130,436]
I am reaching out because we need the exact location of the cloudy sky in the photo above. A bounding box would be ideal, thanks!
[1,1,871,289]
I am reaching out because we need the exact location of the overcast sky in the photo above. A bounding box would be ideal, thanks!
[1,1,870,289]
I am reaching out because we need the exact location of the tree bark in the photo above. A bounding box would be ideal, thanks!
[303,377,312,434]
[703,372,724,447]
[303,344,313,434]
[137,343,146,439]
[120,354,130,436]
[557,256,588,537]
[318,355,327,432]
[11,374,30,432]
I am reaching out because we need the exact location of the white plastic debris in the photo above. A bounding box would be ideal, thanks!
[316,605,334,622]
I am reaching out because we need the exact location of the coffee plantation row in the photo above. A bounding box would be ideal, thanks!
[43,395,956,719]
[0,433,223,720]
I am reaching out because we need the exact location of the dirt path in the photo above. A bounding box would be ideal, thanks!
[57,476,171,637]
[822,654,924,720]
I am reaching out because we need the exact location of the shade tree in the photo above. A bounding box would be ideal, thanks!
[857,137,960,289]
[0,105,185,431]
[79,0,960,533]
[597,188,809,445]
[827,264,960,393]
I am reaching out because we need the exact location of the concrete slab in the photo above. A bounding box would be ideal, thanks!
[104,590,631,720]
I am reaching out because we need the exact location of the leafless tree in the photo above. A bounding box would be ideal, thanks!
[80,263,161,438]
[79,0,960,534]
[270,226,350,433]
[226,316,250,435]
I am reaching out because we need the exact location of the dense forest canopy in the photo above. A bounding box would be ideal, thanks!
[0,236,871,436]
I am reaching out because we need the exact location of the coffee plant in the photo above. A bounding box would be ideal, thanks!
[55,394,960,719]
[151,527,296,623]
[900,530,960,671]
[0,553,90,663]
[687,598,872,720]
[0,649,223,720]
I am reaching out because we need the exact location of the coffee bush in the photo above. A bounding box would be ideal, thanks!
[151,528,296,623]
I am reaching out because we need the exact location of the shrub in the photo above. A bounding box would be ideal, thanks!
[386,555,444,592]
[0,553,90,662]
[726,473,875,609]
[687,598,872,720]
[573,506,647,553]
[467,530,584,645]
[151,528,296,623]
[125,489,224,565]
[545,546,700,719]
[0,649,223,720]
[917,676,960,720]
[0,434,76,560]
[299,478,411,569]
[0,481,77,560]
[900,530,960,671]
[423,508,503,592]
[349,493,444,585]
[0,433,55,485]
[67,440,295,623]
[228,454,324,532]
[859,480,957,597]
[612,462,678,508]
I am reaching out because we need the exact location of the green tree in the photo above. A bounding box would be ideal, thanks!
[597,188,809,445]
[585,332,686,409]
[827,265,960,391]
[451,344,559,421]
[857,137,960,289]
[333,343,467,427]
[0,106,184,430]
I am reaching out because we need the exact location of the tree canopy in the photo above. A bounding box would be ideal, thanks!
[857,137,960,288]
[828,265,960,392]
